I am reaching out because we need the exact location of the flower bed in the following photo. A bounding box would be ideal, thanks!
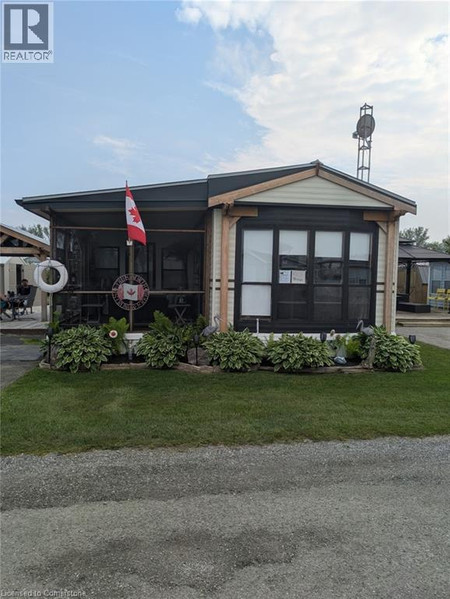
[40,312,422,375]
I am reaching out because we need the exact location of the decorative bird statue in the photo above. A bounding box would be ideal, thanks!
[356,320,374,336]
[201,315,221,338]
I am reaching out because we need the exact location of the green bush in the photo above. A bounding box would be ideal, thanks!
[53,326,112,373]
[327,333,361,360]
[102,316,129,355]
[204,328,265,372]
[135,331,186,369]
[135,312,188,369]
[360,327,422,372]
[267,333,333,372]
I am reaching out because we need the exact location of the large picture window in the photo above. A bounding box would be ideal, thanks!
[238,226,375,330]
[241,230,273,316]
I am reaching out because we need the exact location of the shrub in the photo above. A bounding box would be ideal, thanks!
[204,328,265,372]
[360,327,422,372]
[267,333,333,372]
[53,326,112,373]
[135,331,186,369]
[102,316,129,355]
[345,336,362,360]
[327,333,361,360]
[135,312,188,368]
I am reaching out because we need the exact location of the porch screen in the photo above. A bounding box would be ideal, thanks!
[241,230,273,316]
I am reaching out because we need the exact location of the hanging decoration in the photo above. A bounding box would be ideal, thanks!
[111,273,150,311]
[34,258,68,293]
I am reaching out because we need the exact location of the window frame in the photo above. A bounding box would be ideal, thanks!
[236,222,378,332]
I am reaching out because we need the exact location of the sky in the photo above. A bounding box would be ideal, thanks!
[1,0,449,241]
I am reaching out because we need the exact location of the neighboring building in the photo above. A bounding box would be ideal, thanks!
[16,161,417,332]
[0,256,38,299]
[397,239,450,308]
[0,223,50,318]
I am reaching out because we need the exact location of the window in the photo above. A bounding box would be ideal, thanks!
[238,227,375,329]
[276,230,308,320]
[241,230,273,316]
[314,232,343,284]
[348,232,372,320]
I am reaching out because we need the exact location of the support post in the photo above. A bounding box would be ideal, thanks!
[38,252,48,321]
[383,218,398,333]
[219,209,229,332]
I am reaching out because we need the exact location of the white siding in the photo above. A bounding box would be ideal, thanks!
[235,176,391,209]
[375,226,386,326]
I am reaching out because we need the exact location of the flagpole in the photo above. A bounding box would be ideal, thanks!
[127,238,134,332]
[125,180,134,332]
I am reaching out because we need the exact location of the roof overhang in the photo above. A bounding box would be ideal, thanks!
[208,162,417,215]
[0,223,50,257]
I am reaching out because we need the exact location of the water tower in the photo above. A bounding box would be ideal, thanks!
[352,103,375,182]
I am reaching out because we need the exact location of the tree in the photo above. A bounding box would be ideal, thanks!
[400,227,450,254]
[400,226,430,246]
[20,224,49,241]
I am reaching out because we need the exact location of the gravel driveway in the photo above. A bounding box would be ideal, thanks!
[1,437,449,598]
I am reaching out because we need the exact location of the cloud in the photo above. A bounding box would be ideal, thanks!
[93,135,144,159]
[91,135,146,176]
[178,0,449,239]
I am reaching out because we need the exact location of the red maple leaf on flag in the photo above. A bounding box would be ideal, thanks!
[128,206,141,224]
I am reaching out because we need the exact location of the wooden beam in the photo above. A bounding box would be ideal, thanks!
[0,234,9,244]
[0,226,50,251]
[220,210,230,331]
[52,226,205,233]
[364,210,406,222]
[364,211,393,222]
[208,168,317,207]
[38,253,48,322]
[203,211,212,321]
[383,217,398,333]
[0,247,40,256]
[228,206,258,218]
[319,170,417,214]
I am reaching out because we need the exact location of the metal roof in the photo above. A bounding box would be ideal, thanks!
[398,243,450,262]
[16,160,417,218]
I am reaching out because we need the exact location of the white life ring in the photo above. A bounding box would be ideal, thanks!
[34,259,68,293]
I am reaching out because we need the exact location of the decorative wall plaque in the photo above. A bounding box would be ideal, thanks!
[111,274,150,311]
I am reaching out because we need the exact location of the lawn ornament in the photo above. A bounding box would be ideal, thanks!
[333,356,347,366]
[201,314,221,337]
[356,320,374,336]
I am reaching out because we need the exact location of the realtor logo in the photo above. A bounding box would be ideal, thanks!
[2,3,54,63]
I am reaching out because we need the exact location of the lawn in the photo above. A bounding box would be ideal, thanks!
[1,343,449,455]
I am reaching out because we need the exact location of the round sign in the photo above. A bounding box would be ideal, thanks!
[111,274,150,311]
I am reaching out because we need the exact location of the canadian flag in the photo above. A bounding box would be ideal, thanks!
[125,183,147,245]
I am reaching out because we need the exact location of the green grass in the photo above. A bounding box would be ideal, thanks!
[1,343,449,455]
[20,337,43,345]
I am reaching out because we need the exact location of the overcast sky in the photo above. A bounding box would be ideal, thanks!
[1,0,449,240]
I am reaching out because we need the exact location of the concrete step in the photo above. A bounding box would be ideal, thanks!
[396,319,450,327]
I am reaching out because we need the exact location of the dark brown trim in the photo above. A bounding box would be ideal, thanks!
[234,208,379,332]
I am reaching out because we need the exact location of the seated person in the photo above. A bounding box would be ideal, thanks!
[16,278,31,314]
[0,292,11,318]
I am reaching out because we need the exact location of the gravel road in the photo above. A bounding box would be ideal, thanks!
[1,437,449,598]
